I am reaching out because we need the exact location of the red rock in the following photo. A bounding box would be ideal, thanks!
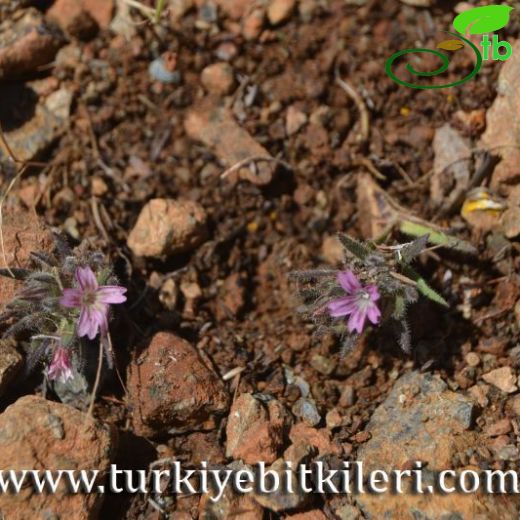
[484,418,512,437]
[185,101,275,185]
[201,62,235,96]
[0,395,116,519]
[215,0,257,20]
[47,0,114,36]
[267,0,296,25]
[321,235,344,265]
[453,108,486,136]
[226,393,290,464]
[217,273,246,319]
[199,472,263,520]
[242,8,264,40]
[0,206,54,310]
[288,423,342,456]
[82,0,114,27]
[286,105,307,136]
[0,9,64,79]
[127,332,229,436]
[482,367,517,394]
[127,199,208,258]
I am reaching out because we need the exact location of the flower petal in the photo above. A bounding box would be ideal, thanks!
[366,303,381,325]
[337,271,361,293]
[76,266,98,292]
[347,308,366,334]
[366,285,380,301]
[59,288,83,308]
[328,296,357,317]
[77,307,102,340]
[96,286,127,305]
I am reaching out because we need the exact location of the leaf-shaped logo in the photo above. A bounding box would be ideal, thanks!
[436,39,465,51]
[453,5,514,35]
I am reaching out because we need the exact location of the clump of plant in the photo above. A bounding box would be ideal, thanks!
[0,239,126,411]
[291,233,448,353]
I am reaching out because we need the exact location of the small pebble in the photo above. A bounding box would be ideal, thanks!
[311,354,336,376]
[149,53,181,84]
[292,398,321,426]
[465,352,480,367]
[482,366,517,394]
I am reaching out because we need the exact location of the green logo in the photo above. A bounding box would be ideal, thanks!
[385,5,513,89]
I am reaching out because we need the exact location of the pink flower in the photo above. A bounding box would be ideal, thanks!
[327,270,381,334]
[47,347,73,383]
[60,266,127,340]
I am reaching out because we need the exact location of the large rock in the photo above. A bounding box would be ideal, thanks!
[356,371,519,519]
[480,40,520,195]
[226,393,290,464]
[0,207,54,310]
[0,8,64,79]
[127,199,207,258]
[0,395,116,519]
[357,371,475,473]
[127,332,229,436]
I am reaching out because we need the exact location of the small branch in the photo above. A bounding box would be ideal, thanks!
[389,271,417,286]
[335,76,370,144]
[86,337,104,420]
[220,155,291,181]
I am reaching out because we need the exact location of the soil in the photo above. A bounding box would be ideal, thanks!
[0,0,520,519]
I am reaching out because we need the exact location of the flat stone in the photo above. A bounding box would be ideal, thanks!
[355,371,520,519]
[0,395,116,519]
[184,100,276,185]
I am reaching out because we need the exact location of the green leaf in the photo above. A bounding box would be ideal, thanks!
[453,5,513,35]
[416,278,449,307]
[399,220,477,255]
[393,294,407,319]
[0,268,30,280]
[402,265,449,307]
[337,233,371,261]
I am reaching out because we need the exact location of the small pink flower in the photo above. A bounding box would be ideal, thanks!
[60,266,127,340]
[327,270,381,334]
[47,347,73,384]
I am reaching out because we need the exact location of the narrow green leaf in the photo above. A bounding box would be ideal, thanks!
[402,265,449,307]
[337,233,371,260]
[416,278,449,307]
[399,220,476,255]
